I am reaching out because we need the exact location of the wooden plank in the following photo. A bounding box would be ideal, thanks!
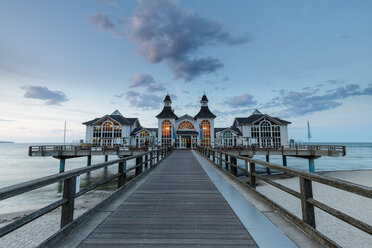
[78,151,257,247]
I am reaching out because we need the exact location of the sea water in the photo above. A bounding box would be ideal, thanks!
[0,143,371,214]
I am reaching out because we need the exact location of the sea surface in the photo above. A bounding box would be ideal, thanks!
[0,142,371,215]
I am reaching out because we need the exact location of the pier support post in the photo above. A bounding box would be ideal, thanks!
[157,150,159,163]
[282,155,287,167]
[87,155,91,167]
[150,152,153,167]
[219,151,222,167]
[59,158,65,173]
[266,155,271,174]
[225,155,229,170]
[212,151,215,163]
[245,160,249,177]
[105,155,108,162]
[308,158,315,173]
[230,157,238,176]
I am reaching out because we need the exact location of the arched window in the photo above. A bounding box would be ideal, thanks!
[93,119,121,147]
[161,120,172,147]
[260,121,271,147]
[178,121,194,130]
[138,131,150,146]
[200,120,211,147]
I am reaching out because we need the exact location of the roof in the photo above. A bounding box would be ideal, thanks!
[156,106,178,119]
[177,114,196,121]
[201,94,208,102]
[194,106,216,119]
[235,112,291,125]
[215,127,242,136]
[130,127,158,137]
[176,130,199,135]
[83,112,138,126]
[164,94,171,102]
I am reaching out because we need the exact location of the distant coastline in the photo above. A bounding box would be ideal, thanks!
[0,141,14,143]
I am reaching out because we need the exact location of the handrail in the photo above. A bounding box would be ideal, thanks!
[198,146,371,247]
[0,146,173,240]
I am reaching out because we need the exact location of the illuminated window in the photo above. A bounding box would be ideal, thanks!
[92,119,121,146]
[200,120,211,147]
[161,120,172,147]
[178,121,194,130]
[139,131,150,146]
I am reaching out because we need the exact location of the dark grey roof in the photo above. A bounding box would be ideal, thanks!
[164,94,171,102]
[176,130,199,135]
[130,127,158,137]
[194,106,216,119]
[235,114,290,125]
[130,127,142,136]
[214,127,242,136]
[214,128,226,133]
[83,114,138,126]
[201,94,208,102]
[156,106,178,119]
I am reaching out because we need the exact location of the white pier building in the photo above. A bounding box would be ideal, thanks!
[83,94,290,148]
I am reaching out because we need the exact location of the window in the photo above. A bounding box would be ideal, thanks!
[92,119,121,146]
[161,120,172,147]
[272,126,281,148]
[178,121,194,130]
[260,121,271,147]
[201,120,211,147]
[139,131,150,146]
[222,131,234,147]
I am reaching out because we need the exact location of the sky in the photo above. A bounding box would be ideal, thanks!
[1,0,372,143]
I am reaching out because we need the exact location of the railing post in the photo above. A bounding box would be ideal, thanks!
[157,150,160,163]
[212,151,215,163]
[87,155,91,167]
[118,161,126,188]
[300,178,316,228]
[225,154,229,170]
[105,155,108,162]
[145,154,148,169]
[266,155,271,175]
[219,151,222,167]
[230,156,237,176]
[61,177,76,228]
[135,157,141,176]
[150,152,153,167]
[249,162,256,189]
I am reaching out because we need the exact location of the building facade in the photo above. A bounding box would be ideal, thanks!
[156,94,216,148]
[83,95,290,148]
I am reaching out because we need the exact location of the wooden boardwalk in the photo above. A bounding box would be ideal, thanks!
[78,151,258,247]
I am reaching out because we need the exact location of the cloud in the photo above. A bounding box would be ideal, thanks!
[21,85,69,105]
[89,12,115,32]
[130,0,248,81]
[224,93,257,107]
[130,73,155,87]
[96,0,119,7]
[273,83,372,117]
[126,90,163,110]
[0,119,15,122]
[130,73,167,92]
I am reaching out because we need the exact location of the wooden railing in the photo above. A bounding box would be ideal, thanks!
[0,146,173,246]
[28,145,158,156]
[217,144,346,156]
[198,147,371,248]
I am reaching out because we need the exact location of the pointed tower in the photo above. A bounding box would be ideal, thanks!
[195,94,216,147]
[156,94,178,147]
